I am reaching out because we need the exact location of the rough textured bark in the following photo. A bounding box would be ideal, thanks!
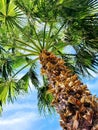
[40,50,98,130]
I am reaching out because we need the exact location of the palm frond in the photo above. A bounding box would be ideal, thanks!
[59,0,98,19]
[74,45,98,77]
[16,72,29,93]
[0,78,18,106]
[37,76,54,115]
[29,66,39,89]
[0,51,13,80]
[0,0,24,29]
[60,45,98,77]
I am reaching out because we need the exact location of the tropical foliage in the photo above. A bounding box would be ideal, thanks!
[0,0,98,117]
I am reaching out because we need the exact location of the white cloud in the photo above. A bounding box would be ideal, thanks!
[0,112,41,125]
[0,102,43,130]
[0,112,41,130]
[0,90,42,130]
[3,103,37,111]
[0,113,41,130]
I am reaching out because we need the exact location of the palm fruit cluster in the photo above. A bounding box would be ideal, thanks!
[40,50,98,130]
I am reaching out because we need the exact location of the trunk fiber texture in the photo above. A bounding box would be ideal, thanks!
[40,50,98,130]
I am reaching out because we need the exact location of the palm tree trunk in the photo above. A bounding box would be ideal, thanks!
[40,50,98,130]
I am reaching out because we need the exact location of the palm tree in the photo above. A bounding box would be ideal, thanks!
[0,0,98,129]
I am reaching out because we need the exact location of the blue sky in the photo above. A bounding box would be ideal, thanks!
[0,71,98,130]
[0,89,61,130]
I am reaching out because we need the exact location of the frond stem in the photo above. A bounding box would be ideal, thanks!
[7,44,38,54]
[43,22,47,49]
[16,53,38,57]
[46,23,53,50]
[15,38,39,52]
[32,25,43,49]
[47,22,65,49]
[12,57,39,78]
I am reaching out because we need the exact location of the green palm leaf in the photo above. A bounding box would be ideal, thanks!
[0,0,23,28]
[0,0,98,115]
[37,76,54,114]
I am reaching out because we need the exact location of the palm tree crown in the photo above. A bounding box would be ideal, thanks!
[0,0,98,123]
